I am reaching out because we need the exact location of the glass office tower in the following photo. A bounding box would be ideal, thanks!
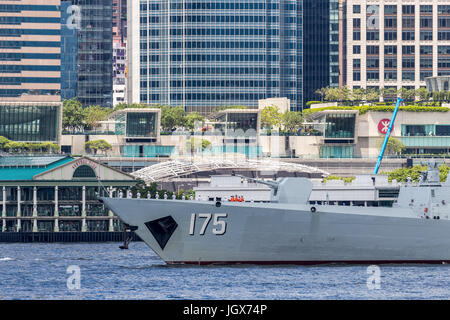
[72,0,113,107]
[128,0,303,111]
[61,1,78,101]
[303,0,339,105]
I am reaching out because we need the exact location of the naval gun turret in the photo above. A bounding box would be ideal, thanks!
[233,174,313,204]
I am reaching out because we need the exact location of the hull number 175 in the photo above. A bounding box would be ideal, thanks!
[189,213,227,235]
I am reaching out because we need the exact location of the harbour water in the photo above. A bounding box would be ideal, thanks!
[0,242,449,300]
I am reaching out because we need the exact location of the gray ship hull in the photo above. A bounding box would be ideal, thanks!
[101,198,450,264]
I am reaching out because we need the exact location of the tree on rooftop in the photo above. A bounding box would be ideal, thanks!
[325,87,339,102]
[366,88,380,102]
[85,139,112,155]
[337,86,351,102]
[160,106,186,131]
[62,99,84,132]
[83,105,112,131]
[351,88,365,102]
[185,137,211,153]
[261,105,282,133]
[282,111,303,133]
[416,87,430,102]
[377,137,406,155]
[398,88,416,102]
[315,87,327,102]
[381,87,397,102]
[185,112,205,130]
[0,136,10,150]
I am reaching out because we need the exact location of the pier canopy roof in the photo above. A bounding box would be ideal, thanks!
[0,155,136,185]
[0,155,73,181]
[132,158,329,183]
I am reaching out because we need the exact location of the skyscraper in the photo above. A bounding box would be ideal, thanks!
[0,0,61,102]
[345,0,450,91]
[72,0,113,107]
[61,1,78,101]
[303,0,340,104]
[113,0,127,106]
[128,0,303,112]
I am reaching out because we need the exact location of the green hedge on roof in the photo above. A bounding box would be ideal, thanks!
[303,105,449,115]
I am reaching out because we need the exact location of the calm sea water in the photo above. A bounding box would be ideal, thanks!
[0,242,449,300]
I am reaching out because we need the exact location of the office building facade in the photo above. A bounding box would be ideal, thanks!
[60,1,78,101]
[72,0,113,107]
[303,0,340,104]
[345,0,450,91]
[0,0,61,102]
[112,0,127,106]
[128,0,303,111]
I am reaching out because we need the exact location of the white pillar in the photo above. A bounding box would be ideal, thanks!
[109,218,114,232]
[33,218,38,232]
[16,218,21,232]
[1,218,5,232]
[33,187,37,216]
[81,186,87,232]
[2,186,5,218]
[54,186,58,217]
[82,186,86,217]
[16,186,21,217]
[54,218,59,232]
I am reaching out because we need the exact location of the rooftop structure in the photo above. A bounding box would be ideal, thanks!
[210,109,260,137]
[0,102,62,143]
[426,76,450,92]
[132,158,329,183]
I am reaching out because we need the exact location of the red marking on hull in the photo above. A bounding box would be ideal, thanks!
[167,260,450,266]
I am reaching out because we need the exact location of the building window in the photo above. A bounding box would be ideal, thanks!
[367,71,379,81]
[384,71,397,81]
[73,165,97,178]
[402,71,415,81]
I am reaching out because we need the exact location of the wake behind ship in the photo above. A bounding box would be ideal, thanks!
[101,161,450,265]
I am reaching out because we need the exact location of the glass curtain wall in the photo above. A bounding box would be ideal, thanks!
[0,105,59,142]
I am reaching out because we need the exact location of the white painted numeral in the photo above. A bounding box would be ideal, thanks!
[198,213,212,235]
[189,213,227,236]
[212,213,227,235]
[189,213,196,235]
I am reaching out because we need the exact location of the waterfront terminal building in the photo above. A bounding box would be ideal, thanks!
[0,155,136,241]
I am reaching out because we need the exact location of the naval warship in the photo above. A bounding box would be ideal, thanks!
[100,160,450,265]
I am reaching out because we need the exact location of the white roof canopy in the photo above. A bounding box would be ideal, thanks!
[132,158,329,183]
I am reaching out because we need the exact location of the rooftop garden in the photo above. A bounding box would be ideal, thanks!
[303,104,449,116]
[0,136,59,154]
[305,86,450,115]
